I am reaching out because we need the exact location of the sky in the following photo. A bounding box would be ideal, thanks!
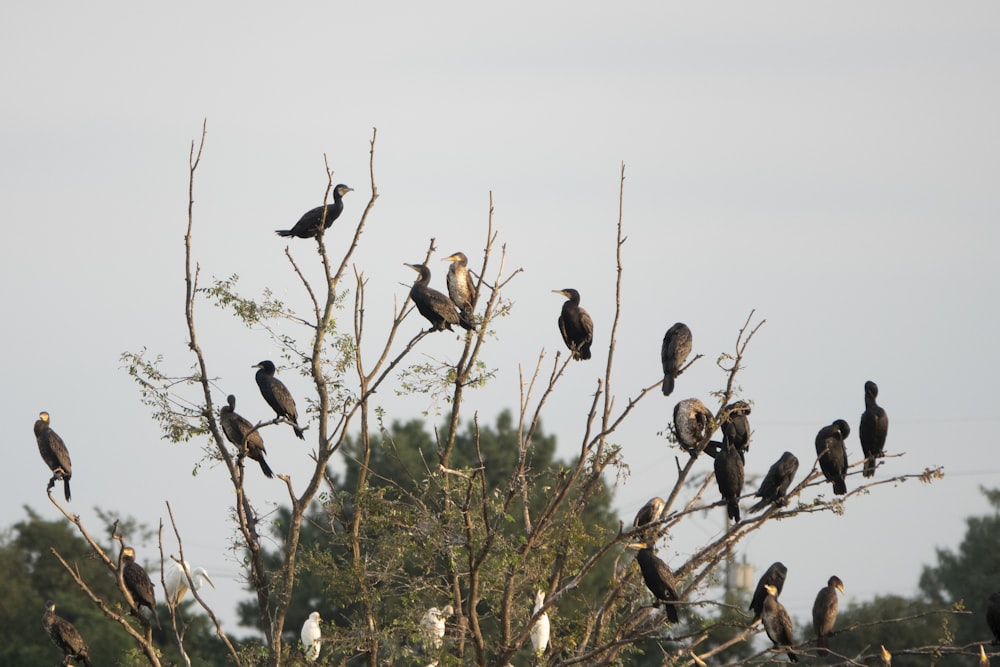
[2,0,999,649]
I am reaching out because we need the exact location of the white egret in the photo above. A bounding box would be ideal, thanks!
[164,559,215,605]
[420,604,453,650]
[530,590,550,658]
[301,611,322,661]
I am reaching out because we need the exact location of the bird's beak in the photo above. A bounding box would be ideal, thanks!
[625,541,648,550]
[204,573,216,589]
[551,289,565,297]
[837,583,845,595]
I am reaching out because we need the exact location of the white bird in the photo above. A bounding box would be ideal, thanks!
[420,604,453,650]
[530,590,550,658]
[164,560,215,605]
[301,611,322,661]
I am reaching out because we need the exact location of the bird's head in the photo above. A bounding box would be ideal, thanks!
[833,419,851,438]
[195,567,216,590]
[226,395,237,409]
[334,184,353,197]
[551,288,579,301]
[442,252,467,264]
[38,411,51,423]
[829,575,845,594]
[253,360,276,373]
[865,380,879,398]
[45,600,56,612]
[122,546,136,561]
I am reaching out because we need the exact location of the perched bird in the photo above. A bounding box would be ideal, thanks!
[530,590,550,658]
[859,380,889,478]
[749,452,799,514]
[405,263,469,332]
[987,591,1000,644]
[660,323,692,396]
[220,394,274,478]
[673,398,713,455]
[630,543,680,623]
[253,360,305,440]
[762,584,798,662]
[276,184,353,238]
[721,401,752,461]
[34,411,73,501]
[122,547,160,629]
[301,611,322,661]
[749,562,788,625]
[815,419,850,495]
[164,559,216,606]
[633,497,666,536]
[442,251,477,330]
[812,575,845,654]
[419,604,453,650]
[714,438,745,523]
[43,600,93,667]
[552,288,593,361]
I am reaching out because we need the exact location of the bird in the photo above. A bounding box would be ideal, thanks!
[987,591,1000,644]
[253,360,305,439]
[762,584,798,662]
[859,380,889,477]
[442,251,477,330]
[633,497,666,538]
[673,398,714,455]
[660,323,692,396]
[749,452,799,514]
[419,604,453,650]
[301,611,322,661]
[812,575,845,654]
[220,394,274,478]
[815,419,850,495]
[34,411,73,501]
[720,401,752,461]
[552,288,593,360]
[43,600,93,667]
[405,263,469,332]
[530,590,550,657]
[276,184,353,238]
[122,546,160,629]
[749,562,788,625]
[630,543,680,623]
[164,559,216,606]
[714,437,745,523]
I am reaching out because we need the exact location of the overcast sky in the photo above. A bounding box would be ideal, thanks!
[3,0,998,646]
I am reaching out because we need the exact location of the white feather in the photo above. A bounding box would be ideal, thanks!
[301,611,322,661]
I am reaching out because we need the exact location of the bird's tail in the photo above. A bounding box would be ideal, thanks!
[293,424,305,440]
[259,458,275,479]
[727,499,741,523]
[275,229,294,237]
[578,345,592,361]
[662,374,675,396]
[787,650,799,663]
[64,478,72,502]
[661,601,679,623]
[863,456,876,477]
[748,498,768,514]
[458,310,475,331]
[153,606,161,630]
[834,478,847,495]
[817,634,829,654]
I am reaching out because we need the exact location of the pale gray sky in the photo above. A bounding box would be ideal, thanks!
[3,0,998,642]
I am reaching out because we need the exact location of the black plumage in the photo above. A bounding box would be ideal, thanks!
[762,584,798,662]
[714,438,744,523]
[749,562,788,625]
[749,452,799,514]
[987,591,1000,645]
[276,184,353,238]
[34,411,72,501]
[406,263,469,332]
[859,380,889,478]
[721,401,752,461]
[661,322,692,396]
[220,394,274,478]
[673,398,713,455]
[442,252,476,330]
[816,419,850,495]
[43,600,93,667]
[632,544,680,623]
[812,575,844,654]
[553,288,593,361]
[253,360,305,440]
[122,547,160,629]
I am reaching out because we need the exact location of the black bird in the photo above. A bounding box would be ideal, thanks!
[749,452,799,514]
[633,496,666,542]
[276,184,353,238]
[987,591,1000,644]
[749,562,788,625]
[220,394,274,478]
[661,323,692,396]
[630,543,680,623]
[253,360,305,439]
[714,438,745,523]
[816,419,850,495]
[721,401,752,462]
[812,575,845,655]
[762,584,798,662]
[43,600,93,667]
[122,546,160,629]
[673,398,713,455]
[405,263,469,332]
[442,251,476,330]
[859,380,889,478]
[552,288,593,361]
[34,411,72,501]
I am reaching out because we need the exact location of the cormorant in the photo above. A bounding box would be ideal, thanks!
[762,584,798,662]
[420,604,453,651]
[721,401,752,461]
[812,575,844,655]
[749,562,788,625]
[630,543,680,623]
[530,591,550,658]
[164,560,216,605]
[220,394,275,478]
[253,360,305,439]
[988,591,1000,644]
[122,546,160,629]
[661,323,692,396]
[301,611,322,661]
[405,263,469,332]
[34,411,73,501]
[859,380,889,478]
[553,288,593,361]
[749,452,799,514]
[673,398,713,455]
[633,496,666,535]
[442,252,476,330]
[714,438,744,523]
[276,184,353,238]
[815,419,850,495]
[43,600,93,667]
